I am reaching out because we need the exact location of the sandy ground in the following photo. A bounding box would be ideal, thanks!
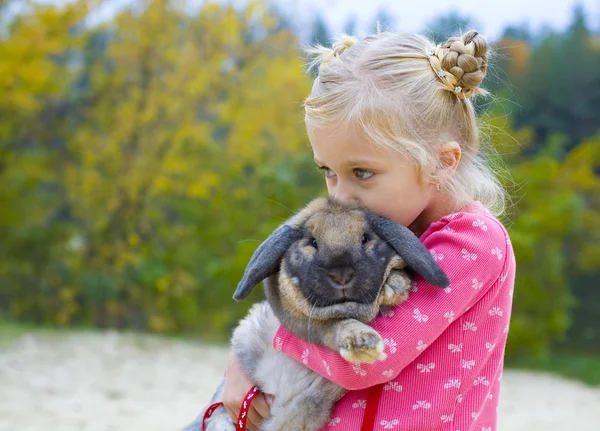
[1,331,599,431]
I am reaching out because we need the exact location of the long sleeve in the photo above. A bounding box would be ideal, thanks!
[272,211,510,390]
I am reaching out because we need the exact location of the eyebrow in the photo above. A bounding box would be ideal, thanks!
[313,157,384,168]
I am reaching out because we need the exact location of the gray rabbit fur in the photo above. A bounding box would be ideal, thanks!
[185,197,449,431]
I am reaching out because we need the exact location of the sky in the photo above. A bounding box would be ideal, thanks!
[280,0,600,40]
[34,0,600,41]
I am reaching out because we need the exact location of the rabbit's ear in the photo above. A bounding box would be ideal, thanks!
[368,214,450,288]
[233,224,301,301]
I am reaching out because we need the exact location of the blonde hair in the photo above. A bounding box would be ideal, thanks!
[303,30,507,216]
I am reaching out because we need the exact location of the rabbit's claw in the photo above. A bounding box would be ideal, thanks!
[338,321,386,364]
[378,270,411,307]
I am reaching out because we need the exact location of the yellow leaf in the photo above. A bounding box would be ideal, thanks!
[128,234,140,247]
[156,276,170,293]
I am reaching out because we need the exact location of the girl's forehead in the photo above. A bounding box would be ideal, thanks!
[308,122,361,141]
[309,123,393,164]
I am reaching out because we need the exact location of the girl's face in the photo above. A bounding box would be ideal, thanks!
[308,123,441,234]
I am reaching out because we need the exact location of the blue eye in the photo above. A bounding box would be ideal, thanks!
[355,169,374,180]
[361,234,370,244]
[311,238,318,248]
[317,166,336,178]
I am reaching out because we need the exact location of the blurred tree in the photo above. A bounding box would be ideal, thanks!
[512,5,600,150]
[369,7,396,33]
[486,109,600,358]
[423,10,480,44]
[0,0,88,323]
[342,14,358,36]
[495,39,530,78]
[63,0,319,332]
[0,0,322,334]
[486,36,531,98]
[501,22,533,44]
[310,13,331,47]
[561,271,600,353]
[264,1,297,36]
[1,1,599,361]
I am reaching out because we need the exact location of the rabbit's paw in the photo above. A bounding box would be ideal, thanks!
[338,321,386,364]
[378,270,410,307]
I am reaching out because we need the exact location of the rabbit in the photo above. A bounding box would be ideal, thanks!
[186,196,449,431]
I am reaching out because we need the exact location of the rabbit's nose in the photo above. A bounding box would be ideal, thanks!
[328,267,355,287]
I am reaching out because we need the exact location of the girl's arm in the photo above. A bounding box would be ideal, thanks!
[272,212,511,390]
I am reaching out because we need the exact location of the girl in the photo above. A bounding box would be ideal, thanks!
[220,29,516,431]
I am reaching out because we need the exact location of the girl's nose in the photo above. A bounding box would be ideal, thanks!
[333,182,355,202]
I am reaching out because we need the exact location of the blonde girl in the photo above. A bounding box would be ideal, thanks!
[218,29,515,431]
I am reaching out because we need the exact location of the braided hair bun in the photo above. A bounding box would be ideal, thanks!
[427,30,489,100]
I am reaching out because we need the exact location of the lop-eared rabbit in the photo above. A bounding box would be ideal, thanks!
[189,197,449,431]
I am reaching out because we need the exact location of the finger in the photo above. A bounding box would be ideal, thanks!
[244,415,259,431]
[246,406,265,431]
[245,418,260,431]
[251,393,272,419]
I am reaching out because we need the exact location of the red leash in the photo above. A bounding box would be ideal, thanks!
[202,386,261,431]
[201,402,223,430]
[360,383,384,431]
[202,383,382,431]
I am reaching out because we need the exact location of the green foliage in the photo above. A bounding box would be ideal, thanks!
[486,6,600,357]
[506,353,600,387]
[487,111,600,359]
[0,1,599,366]
[509,7,600,149]
[0,0,322,336]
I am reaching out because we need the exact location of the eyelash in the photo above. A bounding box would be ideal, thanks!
[317,166,334,178]
[317,166,374,180]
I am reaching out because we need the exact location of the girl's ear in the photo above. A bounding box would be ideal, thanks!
[435,141,462,184]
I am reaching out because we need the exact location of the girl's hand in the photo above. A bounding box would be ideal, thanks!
[222,351,273,431]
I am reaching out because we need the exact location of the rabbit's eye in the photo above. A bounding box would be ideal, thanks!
[310,238,318,249]
[361,234,370,244]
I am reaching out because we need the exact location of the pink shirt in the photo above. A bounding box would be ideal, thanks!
[272,201,516,431]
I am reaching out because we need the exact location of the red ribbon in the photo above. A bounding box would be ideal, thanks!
[236,386,262,430]
[202,383,382,431]
[360,383,384,431]
[201,402,223,430]
[202,386,262,431]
